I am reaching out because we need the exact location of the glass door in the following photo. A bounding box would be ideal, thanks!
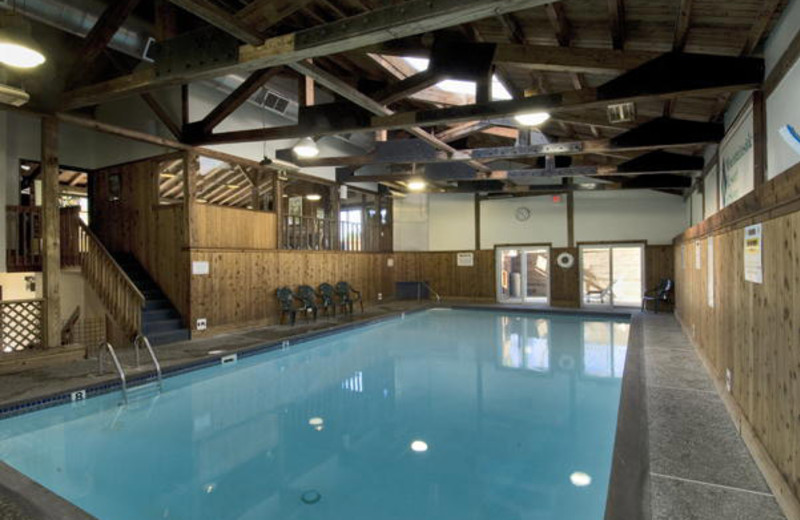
[496,246,550,304]
[580,243,644,307]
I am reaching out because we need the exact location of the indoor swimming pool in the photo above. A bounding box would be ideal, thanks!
[0,308,631,520]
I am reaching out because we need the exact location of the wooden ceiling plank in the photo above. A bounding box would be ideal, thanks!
[741,0,782,55]
[665,0,693,117]
[607,0,626,50]
[65,0,142,87]
[63,0,553,109]
[167,0,263,44]
[236,0,316,33]
[544,2,571,47]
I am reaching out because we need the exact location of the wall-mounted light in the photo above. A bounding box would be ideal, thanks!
[514,111,550,127]
[407,180,426,191]
[306,193,322,201]
[293,137,319,158]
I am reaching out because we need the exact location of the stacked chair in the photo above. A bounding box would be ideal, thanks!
[276,282,363,325]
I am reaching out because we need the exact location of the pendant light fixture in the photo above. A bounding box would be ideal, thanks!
[0,5,46,69]
[293,137,319,158]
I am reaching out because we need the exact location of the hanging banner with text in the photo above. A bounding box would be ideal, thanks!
[744,224,763,284]
[719,102,755,208]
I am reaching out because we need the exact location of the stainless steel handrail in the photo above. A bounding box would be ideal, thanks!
[421,281,442,303]
[98,342,128,404]
[134,334,163,391]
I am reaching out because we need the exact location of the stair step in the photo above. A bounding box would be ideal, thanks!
[144,299,172,311]
[142,289,166,300]
[143,308,178,321]
[143,318,184,334]
[148,329,190,346]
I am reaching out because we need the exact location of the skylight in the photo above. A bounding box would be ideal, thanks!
[404,57,512,101]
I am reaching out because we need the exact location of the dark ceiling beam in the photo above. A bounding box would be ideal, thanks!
[65,0,142,87]
[186,67,283,138]
[607,0,626,50]
[373,69,442,106]
[436,121,493,142]
[141,93,182,139]
[167,0,263,45]
[201,53,762,144]
[544,3,572,47]
[63,0,553,109]
[364,38,660,75]
[289,118,721,168]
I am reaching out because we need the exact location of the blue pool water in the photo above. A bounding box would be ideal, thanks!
[0,309,630,520]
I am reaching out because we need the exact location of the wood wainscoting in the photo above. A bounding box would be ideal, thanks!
[674,212,800,518]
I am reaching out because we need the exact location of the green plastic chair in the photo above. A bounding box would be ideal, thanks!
[276,287,306,325]
[296,285,320,321]
[318,283,338,317]
[335,281,363,314]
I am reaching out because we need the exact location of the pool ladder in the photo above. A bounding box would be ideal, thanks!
[98,335,163,405]
[421,281,442,303]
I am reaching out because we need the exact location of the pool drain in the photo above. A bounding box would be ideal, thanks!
[301,490,321,504]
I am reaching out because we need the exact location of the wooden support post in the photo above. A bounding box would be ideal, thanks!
[474,194,481,250]
[41,117,61,348]
[181,84,189,126]
[330,184,340,250]
[250,170,261,210]
[752,90,767,187]
[183,152,198,333]
[565,178,575,247]
[273,171,283,248]
[361,193,368,251]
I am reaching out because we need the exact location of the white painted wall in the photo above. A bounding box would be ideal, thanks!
[690,190,703,227]
[393,193,430,251]
[481,195,568,249]
[428,193,475,251]
[574,190,687,245]
[766,57,800,179]
[704,167,719,219]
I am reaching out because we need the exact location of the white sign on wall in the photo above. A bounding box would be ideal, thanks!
[744,224,763,284]
[457,252,474,267]
[192,261,210,275]
[719,102,755,208]
[707,238,715,308]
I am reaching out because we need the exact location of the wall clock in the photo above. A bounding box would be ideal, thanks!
[515,207,531,222]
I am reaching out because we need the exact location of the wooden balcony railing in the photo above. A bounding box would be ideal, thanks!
[5,206,81,271]
[77,221,145,337]
[281,215,383,252]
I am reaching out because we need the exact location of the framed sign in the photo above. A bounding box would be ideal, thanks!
[457,252,474,267]
[695,241,702,270]
[719,101,754,208]
[744,224,762,284]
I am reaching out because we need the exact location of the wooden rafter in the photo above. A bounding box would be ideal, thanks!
[607,0,626,50]
[237,0,317,33]
[141,94,182,139]
[65,0,142,87]
[544,3,571,47]
[374,70,441,106]
[188,68,283,137]
[167,0,263,45]
[664,0,693,117]
[741,0,782,55]
[63,0,553,109]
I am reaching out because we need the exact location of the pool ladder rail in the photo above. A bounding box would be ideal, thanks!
[421,281,442,303]
[98,335,163,405]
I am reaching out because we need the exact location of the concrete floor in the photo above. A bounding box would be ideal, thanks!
[641,312,785,520]
[0,303,789,519]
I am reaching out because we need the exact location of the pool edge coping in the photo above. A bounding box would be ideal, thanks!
[0,304,650,520]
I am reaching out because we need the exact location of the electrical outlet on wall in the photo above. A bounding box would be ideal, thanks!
[196,318,207,331]
[725,369,732,392]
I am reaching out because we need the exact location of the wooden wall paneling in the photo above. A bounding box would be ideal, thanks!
[193,204,277,249]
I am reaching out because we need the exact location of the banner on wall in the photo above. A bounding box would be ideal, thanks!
[707,238,714,308]
[744,224,763,284]
[719,103,755,208]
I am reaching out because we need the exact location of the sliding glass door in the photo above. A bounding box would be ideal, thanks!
[579,243,644,308]
[496,246,550,304]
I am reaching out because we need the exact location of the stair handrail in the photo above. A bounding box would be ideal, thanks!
[134,334,163,391]
[98,341,128,404]
[421,281,442,303]
[77,221,145,336]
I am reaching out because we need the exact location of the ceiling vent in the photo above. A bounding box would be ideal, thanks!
[258,89,290,115]
[0,84,30,107]
[607,102,636,124]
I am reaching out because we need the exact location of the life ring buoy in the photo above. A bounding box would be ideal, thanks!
[557,252,575,269]
[558,354,575,371]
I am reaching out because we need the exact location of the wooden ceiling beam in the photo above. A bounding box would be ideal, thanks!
[141,93,182,140]
[187,67,283,137]
[607,0,626,50]
[63,0,553,109]
[167,0,263,45]
[544,3,571,47]
[373,70,442,106]
[365,39,661,75]
[664,0,693,117]
[65,0,142,87]
[741,0,782,55]
[237,0,317,33]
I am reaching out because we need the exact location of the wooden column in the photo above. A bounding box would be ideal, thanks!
[329,184,341,250]
[273,171,283,248]
[41,117,61,348]
[474,194,481,250]
[183,152,198,333]
[565,179,575,247]
[752,90,767,187]
[361,193,368,251]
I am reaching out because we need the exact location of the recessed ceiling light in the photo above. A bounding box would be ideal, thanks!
[514,112,551,127]
[293,137,319,158]
[407,180,426,191]
[570,471,592,487]
[410,440,428,452]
